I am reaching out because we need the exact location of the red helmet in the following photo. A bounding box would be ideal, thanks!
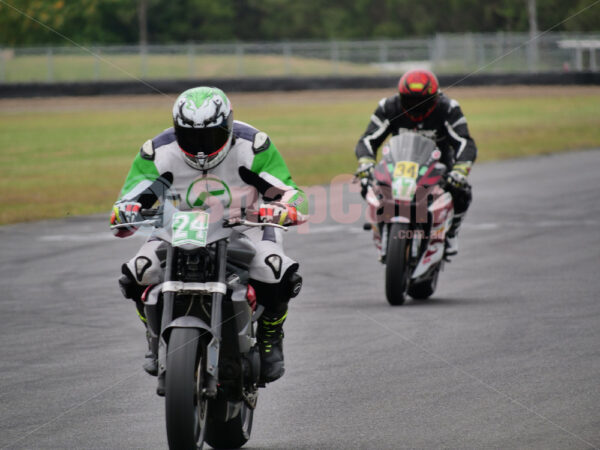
[398,69,440,121]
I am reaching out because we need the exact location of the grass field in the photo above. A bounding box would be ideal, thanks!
[2,53,377,82]
[1,86,599,224]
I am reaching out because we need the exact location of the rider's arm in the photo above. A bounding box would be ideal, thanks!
[118,152,161,202]
[354,97,393,161]
[110,148,172,237]
[443,99,477,176]
[240,139,308,223]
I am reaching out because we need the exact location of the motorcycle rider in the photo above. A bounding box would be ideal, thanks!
[355,69,476,256]
[110,86,307,388]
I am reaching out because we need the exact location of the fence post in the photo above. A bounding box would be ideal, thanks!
[527,37,539,73]
[330,41,339,74]
[188,43,195,77]
[432,34,444,70]
[476,35,486,69]
[283,42,292,75]
[575,46,583,71]
[0,49,5,82]
[463,33,475,71]
[140,44,148,78]
[46,47,55,82]
[93,47,100,81]
[378,40,388,65]
[235,43,244,76]
[590,47,597,72]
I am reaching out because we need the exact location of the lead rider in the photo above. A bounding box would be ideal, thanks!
[110,86,308,386]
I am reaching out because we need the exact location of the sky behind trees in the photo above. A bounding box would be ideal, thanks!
[0,0,598,46]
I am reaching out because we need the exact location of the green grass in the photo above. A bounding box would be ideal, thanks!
[2,53,378,82]
[1,87,599,224]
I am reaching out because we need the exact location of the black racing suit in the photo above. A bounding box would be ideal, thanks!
[355,93,477,216]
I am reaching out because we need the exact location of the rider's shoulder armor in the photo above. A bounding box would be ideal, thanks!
[233,121,271,154]
[381,95,401,118]
[140,128,177,160]
[140,140,155,160]
[437,94,457,115]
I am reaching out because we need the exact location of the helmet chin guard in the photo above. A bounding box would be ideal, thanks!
[180,132,233,170]
[172,86,234,170]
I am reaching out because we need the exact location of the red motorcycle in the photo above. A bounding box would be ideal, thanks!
[361,132,455,305]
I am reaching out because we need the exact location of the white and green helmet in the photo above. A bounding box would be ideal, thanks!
[172,86,234,170]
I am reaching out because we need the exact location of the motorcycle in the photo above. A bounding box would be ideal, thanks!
[359,132,457,306]
[112,206,296,449]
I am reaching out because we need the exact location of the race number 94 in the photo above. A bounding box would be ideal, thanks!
[172,211,210,247]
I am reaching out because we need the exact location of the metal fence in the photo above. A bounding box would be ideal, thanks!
[1,32,599,83]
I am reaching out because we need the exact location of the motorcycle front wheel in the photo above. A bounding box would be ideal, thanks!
[204,397,253,449]
[165,328,207,450]
[385,223,412,306]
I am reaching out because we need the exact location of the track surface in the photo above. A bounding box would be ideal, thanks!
[1,150,599,449]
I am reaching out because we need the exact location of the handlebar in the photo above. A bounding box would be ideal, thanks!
[110,219,159,230]
[110,210,288,232]
[223,218,288,231]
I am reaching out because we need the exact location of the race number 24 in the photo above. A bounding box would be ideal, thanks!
[172,211,210,247]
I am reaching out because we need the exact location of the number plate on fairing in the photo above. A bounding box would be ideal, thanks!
[393,161,419,179]
[392,161,419,201]
[172,211,210,247]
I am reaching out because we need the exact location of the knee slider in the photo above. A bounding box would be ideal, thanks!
[119,264,146,302]
[250,263,301,313]
[451,184,472,215]
[282,265,302,299]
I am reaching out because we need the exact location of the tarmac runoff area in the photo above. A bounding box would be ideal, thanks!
[1,149,599,449]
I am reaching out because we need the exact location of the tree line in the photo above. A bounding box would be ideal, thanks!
[0,0,598,46]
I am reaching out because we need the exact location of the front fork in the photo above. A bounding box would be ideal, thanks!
[380,221,428,271]
[203,239,228,398]
[155,241,228,399]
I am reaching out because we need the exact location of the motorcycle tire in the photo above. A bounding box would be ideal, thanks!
[165,328,207,450]
[385,223,411,306]
[408,266,440,300]
[204,398,253,449]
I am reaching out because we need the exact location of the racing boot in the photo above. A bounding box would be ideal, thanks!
[445,214,464,257]
[119,273,158,375]
[142,329,158,376]
[257,308,287,383]
[134,300,158,376]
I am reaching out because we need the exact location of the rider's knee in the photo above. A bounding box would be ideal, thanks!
[118,264,146,302]
[452,185,472,215]
[251,264,302,313]
[281,265,302,300]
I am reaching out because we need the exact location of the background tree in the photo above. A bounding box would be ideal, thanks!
[0,0,598,46]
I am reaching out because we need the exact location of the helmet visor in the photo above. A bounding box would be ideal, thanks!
[400,94,438,119]
[175,113,233,157]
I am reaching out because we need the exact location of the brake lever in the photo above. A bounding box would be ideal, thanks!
[110,219,160,230]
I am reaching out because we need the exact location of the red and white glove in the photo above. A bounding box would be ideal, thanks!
[259,202,298,226]
[110,201,142,237]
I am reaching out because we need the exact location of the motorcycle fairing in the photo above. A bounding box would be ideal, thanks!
[411,191,454,279]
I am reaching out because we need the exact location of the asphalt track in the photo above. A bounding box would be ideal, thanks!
[1,150,599,449]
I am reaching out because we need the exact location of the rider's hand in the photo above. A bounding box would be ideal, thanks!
[355,157,376,179]
[446,169,468,189]
[111,201,143,225]
[259,202,298,226]
[110,201,142,237]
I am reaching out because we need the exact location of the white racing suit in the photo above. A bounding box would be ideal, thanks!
[113,120,308,315]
